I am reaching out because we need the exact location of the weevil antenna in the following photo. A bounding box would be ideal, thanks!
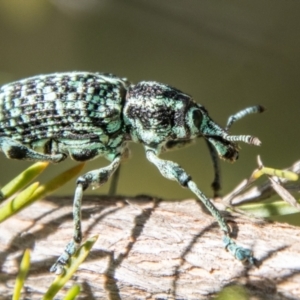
[225,105,265,131]
[222,133,261,146]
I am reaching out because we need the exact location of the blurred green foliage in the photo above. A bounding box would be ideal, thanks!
[0,0,299,201]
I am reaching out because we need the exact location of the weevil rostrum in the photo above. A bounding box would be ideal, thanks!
[0,72,264,274]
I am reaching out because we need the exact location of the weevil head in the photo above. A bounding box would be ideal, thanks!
[186,103,240,162]
[194,104,262,161]
[123,81,240,161]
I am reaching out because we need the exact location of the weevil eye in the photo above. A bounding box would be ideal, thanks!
[186,108,204,138]
[192,109,203,129]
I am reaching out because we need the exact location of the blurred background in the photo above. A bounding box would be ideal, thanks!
[0,0,299,200]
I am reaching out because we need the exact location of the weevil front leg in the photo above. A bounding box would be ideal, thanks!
[0,137,66,163]
[163,140,221,197]
[146,148,254,264]
[50,154,121,274]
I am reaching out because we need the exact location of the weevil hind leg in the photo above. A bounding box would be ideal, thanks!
[205,140,221,197]
[108,166,121,196]
[108,146,131,196]
[145,147,254,264]
[0,137,67,163]
[50,154,122,274]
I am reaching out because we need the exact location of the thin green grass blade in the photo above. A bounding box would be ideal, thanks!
[0,162,48,201]
[238,200,300,218]
[63,285,81,300]
[261,167,299,181]
[0,163,84,223]
[43,235,98,300]
[0,182,39,223]
[29,163,85,203]
[214,285,249,300]
[251,167,298,181]
[12,249,31,300]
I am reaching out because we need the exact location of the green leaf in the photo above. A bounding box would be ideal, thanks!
[28,163,85,202]
[214,285,249,300]
[0,182,39,223]
[63,285,81,300]
[260,167,298,181]
[238,200,300,218]
[13,249,31,300]
[43,235,98,300]
[0,163,84,223]
[0,162,48,201]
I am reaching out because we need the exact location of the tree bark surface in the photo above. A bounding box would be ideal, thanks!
[0,196,299,300]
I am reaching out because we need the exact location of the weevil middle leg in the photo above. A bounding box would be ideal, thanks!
[50,154,122,274]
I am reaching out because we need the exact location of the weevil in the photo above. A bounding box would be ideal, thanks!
[0,72,264,273]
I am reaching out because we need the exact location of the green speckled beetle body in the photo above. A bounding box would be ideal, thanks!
[0,73,129,163]
[0,72,264,273]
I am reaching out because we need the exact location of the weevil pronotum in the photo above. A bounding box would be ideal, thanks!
[0,72,264,273]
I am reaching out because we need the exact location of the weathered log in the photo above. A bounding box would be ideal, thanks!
[0,196,299,299]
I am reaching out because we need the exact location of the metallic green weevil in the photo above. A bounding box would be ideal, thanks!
[0,72,264,273]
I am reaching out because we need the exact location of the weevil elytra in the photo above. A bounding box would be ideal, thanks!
[0,72,264,273]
